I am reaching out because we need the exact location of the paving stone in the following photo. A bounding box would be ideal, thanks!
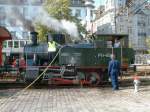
[0,86,150,112]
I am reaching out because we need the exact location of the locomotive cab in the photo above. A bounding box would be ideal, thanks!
[93,33,134,67]
[92,34,129,48]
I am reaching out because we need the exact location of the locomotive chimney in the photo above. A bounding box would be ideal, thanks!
[30,32,38,45]
[47,33,52,43]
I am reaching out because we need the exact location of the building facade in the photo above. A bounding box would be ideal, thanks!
[70,0,95,32]
[94,0,150,53]
[94,0,128,34]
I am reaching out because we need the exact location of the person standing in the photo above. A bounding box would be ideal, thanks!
[114,39,120,48]
[48,37,57,61]
[108,54,120,90]
[12,58,17,67]
[47,33,61,62]
[19,57,26,70]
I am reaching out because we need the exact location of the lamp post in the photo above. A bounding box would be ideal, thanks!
[114,0,117,34]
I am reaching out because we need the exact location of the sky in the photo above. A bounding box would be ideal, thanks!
[94,0,106,8]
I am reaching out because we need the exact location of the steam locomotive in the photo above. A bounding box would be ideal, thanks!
[23,32,134,85]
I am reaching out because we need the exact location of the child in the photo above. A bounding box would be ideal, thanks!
[133,73,140,93]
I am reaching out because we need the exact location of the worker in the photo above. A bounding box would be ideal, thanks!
[47,34,61,62]
[19,57,26,68]
[114,39,120,48]
[48,37,57,53]
[19,56,26,75]
[12,58,17,67]
[108,54,120,90]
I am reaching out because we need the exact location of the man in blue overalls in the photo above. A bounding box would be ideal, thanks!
[108,54,120,90]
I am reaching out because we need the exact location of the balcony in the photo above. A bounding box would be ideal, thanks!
[70,0,85,7]
[137,22,146,27]
[138,33,146,37]
[0,0,27,5]
[0,0,43,5]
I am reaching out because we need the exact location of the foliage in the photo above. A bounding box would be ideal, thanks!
[71,17,87,38]
[44,0,72,20]
[35,0,86,41]
[35,23,54,42]
[146,37,150,53]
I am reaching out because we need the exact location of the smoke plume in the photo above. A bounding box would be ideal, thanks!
[35,9,79,39]
[9,7,34,31]
[6,0,35,31]
[6,0,79,40]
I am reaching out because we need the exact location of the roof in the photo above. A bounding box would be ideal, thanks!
[0,26,12,41]
[94,33,128,40]
[95,33,128,37]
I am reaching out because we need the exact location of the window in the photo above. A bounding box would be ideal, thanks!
[31,0,44,4]
[23,7,28,17]
[8,41,13,47]
[138,33,146,37]
[20,0,28,4]
[128,27,132,34]
[91,10,93,17]
[119,16,123,22]
[14,41,19,48]
[137,22,145,27]
[75,9,81,17]
[71,0,81,5]
[2,41,7,48]
[20,41,25,47]
[0,7,4,13]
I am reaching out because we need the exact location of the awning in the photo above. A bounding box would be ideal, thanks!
[0,26,12,41]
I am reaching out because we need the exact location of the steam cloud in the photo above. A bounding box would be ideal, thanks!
[35,9,79,39]
[9,7,34,31]
[6,0,79,40]
[6,0,35,31]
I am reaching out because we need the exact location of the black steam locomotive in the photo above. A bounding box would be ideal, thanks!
[23,32,134,85]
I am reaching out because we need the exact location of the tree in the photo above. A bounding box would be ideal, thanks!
[71,16,87,38]
[35,0,86,42]
[44,0,71,20]
[146,37,150,53]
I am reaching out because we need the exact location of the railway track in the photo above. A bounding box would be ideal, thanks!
[0,69,150,89]
[0,77,150,89]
